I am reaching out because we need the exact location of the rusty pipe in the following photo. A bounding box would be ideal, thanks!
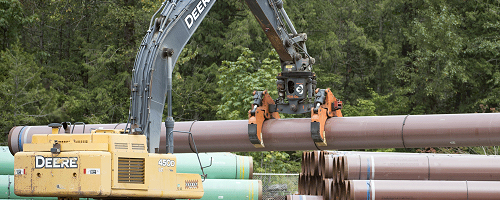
[342,154,500,181]
[309,176,317,195]
[323,155,335,179]
[298,173,305,195]
[301,152,307,176]
[323,150,494,157]
[318,176,325,196]
[319,151,324,177]
[8,113,500,155]
[303,152,309,176]
[306,175,312,195]
[331,179,337,200]
[338,156,345,183]
[347,180,500,200]
[310,151,320,176]
[316,176,324,196]
[338,180,346,200]
[323,179,333,200]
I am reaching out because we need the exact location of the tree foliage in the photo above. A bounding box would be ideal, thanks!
[217,48,280,120]
[0,45,57,135]
[0,0,500,168]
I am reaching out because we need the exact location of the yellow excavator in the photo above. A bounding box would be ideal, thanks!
[14,127,202,199]
[13,0,342,199]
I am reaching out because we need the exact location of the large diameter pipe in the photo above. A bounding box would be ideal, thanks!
[175,152,253,179]
[321,151,500,179]
[347,180,500,200]
[179,179,261,200]
[0,147,13,175]
[427,156,500,180]
[322,179,333,200]
[8,113,500,155]
[286,195,323,200]
[342,154,500,181]
[344,154,429,180]
[329,113,500,149]
[324,150,500,180]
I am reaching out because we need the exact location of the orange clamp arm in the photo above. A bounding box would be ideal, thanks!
[311,88,342,146]
[248,90,280,148]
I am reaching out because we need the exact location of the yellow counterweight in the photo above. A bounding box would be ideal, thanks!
[14,129,203,199]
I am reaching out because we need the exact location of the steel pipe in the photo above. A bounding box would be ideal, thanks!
[301,153,307,176]
[323,155,334,179]
[298,173,305,194]
[337,156,344,183]
[342,154,500,181]
[0,147,13,175]
[324,150,497,157]
[319,151,325,177]
[344,154,428,180]
[303,152,310,176]
[309,175,318,195]
[337,180,346,200]
[194,179,262,200]
[347,180,500,200]
[286,195,323,200]
[310,151,319,176]
[322,151,500,180]
[172,153,253,179]
[8,113,500,155]
[322,179,334,200]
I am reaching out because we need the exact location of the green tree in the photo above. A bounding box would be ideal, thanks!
[217,48,280,120]
[0,45,57,144]
[239,151,302,173]
[0,0,29,50]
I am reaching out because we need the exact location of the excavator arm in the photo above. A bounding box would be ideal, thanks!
[128,0,342,153]
[244,0,343,147]
[128,0,216,153]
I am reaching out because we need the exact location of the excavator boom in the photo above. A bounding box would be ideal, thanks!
[128,0,216,153]
[127,0,337,151]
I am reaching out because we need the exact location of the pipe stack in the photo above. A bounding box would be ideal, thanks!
[297,151,500,200]
[175,152,261,200]
[299,151,338,200]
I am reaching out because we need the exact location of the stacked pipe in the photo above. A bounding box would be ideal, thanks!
[298,151,500,200]
[175,152,262,200]
[298,151,337,200]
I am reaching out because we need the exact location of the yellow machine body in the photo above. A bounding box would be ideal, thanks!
[14,129,204,199]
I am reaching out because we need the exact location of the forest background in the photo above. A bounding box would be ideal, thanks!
[1,0,500,173]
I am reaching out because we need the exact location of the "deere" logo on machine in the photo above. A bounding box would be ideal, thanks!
[184,0,212,29]
[35,156,78,169]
